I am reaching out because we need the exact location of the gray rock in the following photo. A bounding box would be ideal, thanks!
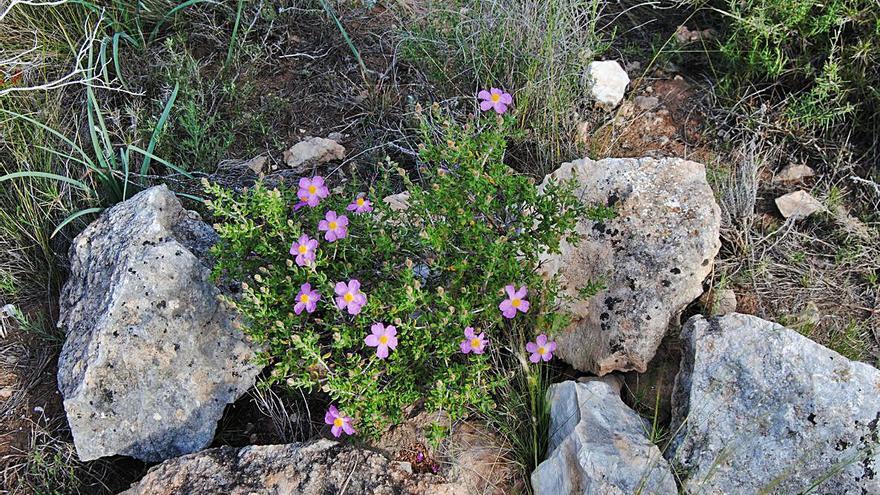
[57,185,260,462]
[122,439,464,495]
[670,313,880,494]
[283,136,345,170]
[531,378,676,495]
[698,288,737,316]
[773,163,815,183]
[586,60,630,110]
[775,190,824,219]
[634,95,660,111]
[539,157,721,374]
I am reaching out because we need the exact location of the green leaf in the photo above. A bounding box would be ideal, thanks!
[141,82,179,181]
[0,171,93,193]
[52,208,104,238]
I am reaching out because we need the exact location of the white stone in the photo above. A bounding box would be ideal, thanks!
[775,190,824,219]
[282,136,345,170]
[586,60,630,110]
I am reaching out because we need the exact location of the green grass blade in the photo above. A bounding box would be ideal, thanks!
[34,144,105,178]
[318,0,368,76]
[112,32,130,88]
[52,207,104,238]
[175,192,205,202]
[141,82,179,180]
[148,0,217,46]
[99,36,111,84]
[225,0,245,68]
[0,171,92,192]
[0,109,96,171]
[129,144,193,178]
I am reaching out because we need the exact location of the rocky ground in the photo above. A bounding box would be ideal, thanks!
[1,2,878,495]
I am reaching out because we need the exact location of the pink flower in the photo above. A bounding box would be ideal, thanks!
[364,322,398,359]
[499,285,529,319]
[335,279,367,315]
[298,176,329,207]
[460,327,488,354]
[526,334,556,363]
[290,234,318,266]
[346,194,374,214]
[324,405,355,437]
[478,88,512,114]
[294,283,320,314]
[318,210,349,242]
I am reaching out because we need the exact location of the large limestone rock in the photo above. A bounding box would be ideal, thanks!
[531,378,676,494]
[57,185,260,462]
[539,157,721,374]
[669,313,880,494]
[122,439,463,495]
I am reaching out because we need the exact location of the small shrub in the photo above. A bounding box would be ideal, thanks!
[707,0,880,135]
[205,110,586,436]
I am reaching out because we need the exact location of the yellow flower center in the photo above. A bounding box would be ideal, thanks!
[299,294,310,303]
[357,197,365,206]
[538,346,546,355]
[329,221,338,230]
[308,185,317,194]
[511,298,521,308]
[491,93,500,103]
[470,338,481,348]
[333,417,344,427]
[344,292,354,303]
[379,335,389,345]
[298,245,308,254]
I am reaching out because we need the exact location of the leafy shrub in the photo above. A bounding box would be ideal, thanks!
[709,0,880,132]
[205,111,585,436]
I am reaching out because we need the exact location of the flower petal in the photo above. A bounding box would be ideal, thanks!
[529,352,541,363]
[518,300,530,313]
[479,100,494,111]
[335,282,348,295]
[526,342,538,353]
[478,90,491,100]
[504,285,516,298]
[460,340,472,353]
[515,286,528,299]
[331,425,342,437]
[376,345,389,359]
[500,92,513,104]
[536,334,547,346]
[342,421,355,435]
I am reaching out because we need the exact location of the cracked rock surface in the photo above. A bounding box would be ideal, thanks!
[670,313,880,494]
[57,185,260,462]
[539,157,721,374]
